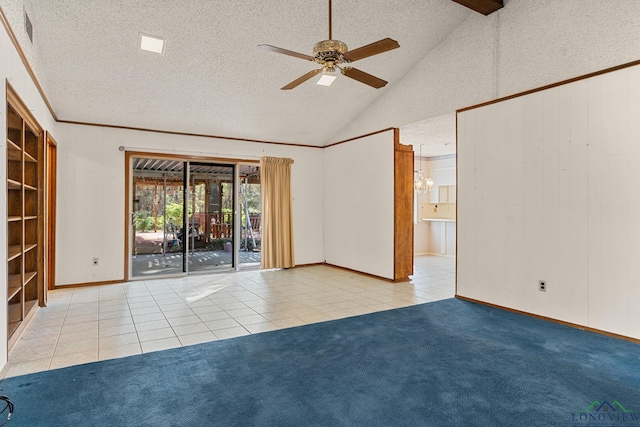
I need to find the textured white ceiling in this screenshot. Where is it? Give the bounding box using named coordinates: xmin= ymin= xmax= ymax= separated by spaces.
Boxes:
xmin=401 ymin=112 xmax=456 ymax=157
xmin=8 ymin=0 xmax=471 ymax=146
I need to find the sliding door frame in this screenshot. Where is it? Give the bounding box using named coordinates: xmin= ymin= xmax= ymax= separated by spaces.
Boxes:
xmin=123 ymin=151 xmax=258 ymax=281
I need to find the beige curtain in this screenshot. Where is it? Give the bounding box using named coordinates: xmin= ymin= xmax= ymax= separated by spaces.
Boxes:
xmin=260 ymin=157 xmax=295 ymax=269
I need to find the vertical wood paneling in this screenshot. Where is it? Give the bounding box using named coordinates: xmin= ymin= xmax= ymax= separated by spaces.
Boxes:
xmin=477 ymin=104 xmax=505 ymax=303
xmin=504 ymin=97 xmax=525 ymax=307
xmin=472 ymin=109 xmax=485 ymax=298
xmin=456 ymin=110 xmax=477 ymax=296
xmin=586 ymin=75 xmax=604 ymax=330
xmin=522 ymin=92 xmax=545 ymax=315
xmin=627 ymin=66 xmax=640 ymax=338
xmin=457 ymin=63 xmax=640 ymax=340
xmin=567 ymin=81 xmax=589 ymax=326
xmin=598 ymin=71 xmax=629 ymax=335
xmin=467 ymin=110 xmax=481 ymax=299
xmin=555 ymin=85 xmax=576 ymax=323
xmin=492 ymin=103 xmax=509 ymax=306
xmin=541 ymin=87 xmax=561 ymax=319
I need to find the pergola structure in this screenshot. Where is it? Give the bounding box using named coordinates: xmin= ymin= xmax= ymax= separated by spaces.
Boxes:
xmin=131 ymin=158 xmax=260 ymax=253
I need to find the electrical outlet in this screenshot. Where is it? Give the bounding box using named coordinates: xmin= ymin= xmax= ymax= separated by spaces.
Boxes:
xmin=93 ymin=258 xmax=99 ymax=266
xmin=539 ymin=280 xmax=546 ymax=292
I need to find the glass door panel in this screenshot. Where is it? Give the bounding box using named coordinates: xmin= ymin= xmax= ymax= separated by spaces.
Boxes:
xmin=130 ymin=158 xmax=255 ymax=278
xmin=187 ymin=163 xmax=235 ymax=273
xmin=239 ymin=165 xmax=261 ymax=268
xmin=131 ymin=161 xmax=185 ymax=279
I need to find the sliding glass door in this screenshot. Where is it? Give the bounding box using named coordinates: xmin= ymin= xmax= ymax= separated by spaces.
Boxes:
xmin=238 ymin=165 xmax=261 ymax=269
xmin=130 ymin=156 xmax=260 ymax=279
xmin=186 ymin=163 xmax=235 ymax=274
xmin=131 ymin=161 xmax=185 ymax=278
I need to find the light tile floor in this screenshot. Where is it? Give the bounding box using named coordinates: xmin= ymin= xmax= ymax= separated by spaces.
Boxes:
xmin=3 ymin=256 xmax=455 ymax=378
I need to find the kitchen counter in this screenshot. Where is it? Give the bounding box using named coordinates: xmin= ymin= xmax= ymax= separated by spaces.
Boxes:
xmin=421 ymin=218 xmax=456 ymax=256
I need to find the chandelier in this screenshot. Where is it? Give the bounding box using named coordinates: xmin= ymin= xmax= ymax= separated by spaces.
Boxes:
xmin=414 ymin=145 xmax=434 ymax=193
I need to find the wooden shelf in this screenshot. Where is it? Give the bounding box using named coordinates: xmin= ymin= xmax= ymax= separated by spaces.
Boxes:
xmin=24 ymin=271 xmax=37 ymax=285
xmin=24 ymin=152 xmax=37 ymax=163
xmin=8 ymin=179 xmax=21 ymax=190
xmin=8 ymin=149 xmax=22 ymax=161
xmin=8 ymin=246 xmax=21 ymax=261
xmin=6 ymin=138 xmax=21 ymax=152
xmin=8 ymin=274 xmax=21 ymax=289
xmin=7 ymin=281 xmax=21 ymax=301
xmin=7 ymin=85 xmax=44 ymax=345
xmin=8 ymin=301 xmax=22 ymax=320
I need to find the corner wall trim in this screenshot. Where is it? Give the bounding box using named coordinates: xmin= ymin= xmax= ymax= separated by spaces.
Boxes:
xmin=324 ymin=263 xmax=396 ymax=283
xmin=55 ymin=279 xmax=125 ymax=289
xmin=57 ymin=120 xmax=322 ymax=149
xmin=324 ymin=128 xmax=396 ymax=148
xmin=458 ymin=59 xmax=640 ymax=113
xmin=455 ymin=295 xmax=640 ymax=345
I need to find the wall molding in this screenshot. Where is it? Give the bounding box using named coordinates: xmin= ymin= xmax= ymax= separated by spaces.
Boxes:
xmin=456 ymin=296 xmax=640 ymax=345
xmin=0 ymin=5 xmax=58 ymax=120
xmin=458 ymin=58 xmax=640 ymax=113
xmin=58 ymin=120 xmax=322 ymax=149
xmin=55 ymin=279 xmax=124 ymax=289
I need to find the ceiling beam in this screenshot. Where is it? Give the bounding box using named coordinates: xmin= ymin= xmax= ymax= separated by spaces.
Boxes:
xmin=450 ymin=0 xmax=503 ymax=16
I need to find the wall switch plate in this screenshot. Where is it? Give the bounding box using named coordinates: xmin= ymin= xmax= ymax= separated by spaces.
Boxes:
xmin=539 ymin=280 xmax=546 ymax=292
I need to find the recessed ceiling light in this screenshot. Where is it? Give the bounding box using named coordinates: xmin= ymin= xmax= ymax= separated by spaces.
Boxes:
xmin=139 ymin=33 xmax=165 ymax=54
xmin=317 ymin=74 xmax=337 ymax=86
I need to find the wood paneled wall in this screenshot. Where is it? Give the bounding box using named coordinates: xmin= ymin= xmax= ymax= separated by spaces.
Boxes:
xmin=457 ymin=64 xmax=640 ymax=340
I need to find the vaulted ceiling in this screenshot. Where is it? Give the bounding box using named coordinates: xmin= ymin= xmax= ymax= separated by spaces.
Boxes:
xmin=1 ymin=1 xmax=501 ymax=146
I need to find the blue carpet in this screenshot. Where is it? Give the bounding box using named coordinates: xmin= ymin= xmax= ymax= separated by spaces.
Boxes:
xmin=1 ymin=298 xmax=639 ymax=426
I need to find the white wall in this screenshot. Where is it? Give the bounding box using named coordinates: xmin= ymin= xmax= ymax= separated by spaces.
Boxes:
xmin=323 ymin=130 xmax=395 ymax=279
xmin=54 ymin=123 xmax=325 ymax=285
xmin=330 ymin=0 xmax=640 ymax=144
xmin=1 ymin=17 xmax=58 ymax=368
xmin=457 ymin=64 xmax=640 ymax=340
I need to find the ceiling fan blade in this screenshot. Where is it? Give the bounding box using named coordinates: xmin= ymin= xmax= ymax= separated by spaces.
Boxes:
xmin=342 ymin=38 xmax=400 ymax=62
xmin=281 ymin=69 xmax=323 ymax=90
xmin=341 ymin=67 xmax=388 ymax=89
xmin=257 ymin=44 xmax=316 ymax=62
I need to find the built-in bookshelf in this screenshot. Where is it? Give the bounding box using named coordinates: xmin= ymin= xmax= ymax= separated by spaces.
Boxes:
xmin=6 ymin=85 xmax=44 ymax=348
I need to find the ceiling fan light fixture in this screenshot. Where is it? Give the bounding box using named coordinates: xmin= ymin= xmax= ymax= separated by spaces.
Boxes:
xmin=258 ymin=0 xmax=399 ymax=90
xmin=317 ymin=74 xmax=337 ymax=86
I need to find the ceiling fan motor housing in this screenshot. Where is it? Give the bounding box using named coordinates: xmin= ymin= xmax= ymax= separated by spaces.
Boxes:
xmin=313 ymin=40 xmax=348 ymax=67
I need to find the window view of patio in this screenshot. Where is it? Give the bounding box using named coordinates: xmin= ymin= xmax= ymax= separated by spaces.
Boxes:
xmin=131 ymin=158 xmax=260 ymax=278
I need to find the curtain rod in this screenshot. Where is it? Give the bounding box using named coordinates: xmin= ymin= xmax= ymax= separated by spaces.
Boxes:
xmin=117 ymin=145 xmax=261 ymax=161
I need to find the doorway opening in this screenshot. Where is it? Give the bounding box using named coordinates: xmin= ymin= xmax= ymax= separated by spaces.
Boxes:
xmin=401 ymin=113 xmax=457 ymax=298
xmin=128 ymin=156 xmax=261 ymax=279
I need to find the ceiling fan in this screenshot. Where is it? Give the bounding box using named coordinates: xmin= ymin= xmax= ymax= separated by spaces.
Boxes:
xmin=258 ymin=0 xmax=400 ymax=90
